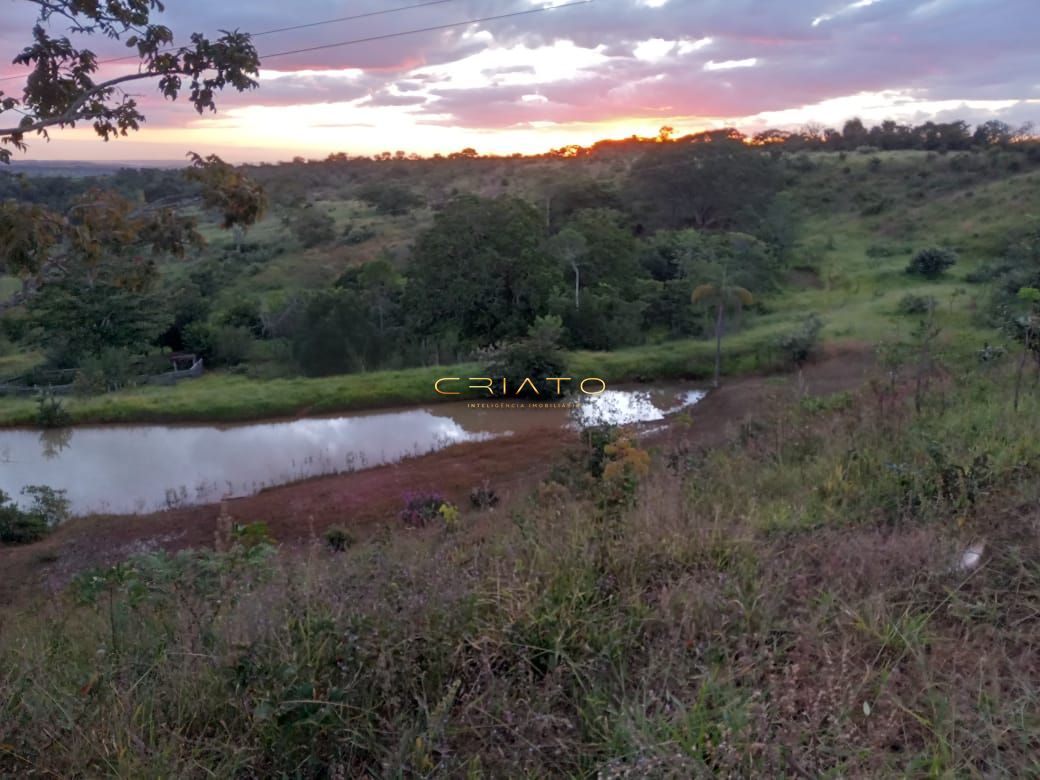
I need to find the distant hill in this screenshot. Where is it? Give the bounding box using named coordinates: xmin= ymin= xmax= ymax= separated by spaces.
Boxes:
xmin=7 ymin=159 xmax=185 ymax=177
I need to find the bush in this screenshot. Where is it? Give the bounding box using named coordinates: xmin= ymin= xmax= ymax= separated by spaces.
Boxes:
xmin=76 ymin=346 xmax=138 ymax=394
xmin=342 ymin=223 xmax=376 ymax=245
xmin=907 ymin=247 xmax=957 ymax=278
xmin=771 ymin=314 xmax=823 ymax=367
xmin=483 ymin=315 xmax=568 ymax=398
xmin=0 ymin=486 xmax=70 ymax=545
xmin=324 ymin=525 xmax=355 ymax=552
xmin=469 ymin=482 xmax=500 ymax=510
xmin=356 ymin=183 xmax=423 ymax=215
xmin=35 ymin=392 xmax=70 ymax=429
xmin=289 ymin=206 xmax=336 ymax=248
xmin=897 ymin=293 xmax=938 ymax=315
xmin=211 ymin=326 xmax=254 ymax=367
xmin=400 ymin=491 xmax=455 ymax=527
xmin=965 ymin=264 xmax=998 ymax=284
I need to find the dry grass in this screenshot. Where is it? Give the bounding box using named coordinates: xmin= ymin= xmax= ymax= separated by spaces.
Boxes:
xmin=1 ymin=358 xmax=1039 ymax=776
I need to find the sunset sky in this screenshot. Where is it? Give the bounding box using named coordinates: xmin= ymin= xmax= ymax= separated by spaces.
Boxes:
xmin=1 ymin=0 xmax=1038 ymax=162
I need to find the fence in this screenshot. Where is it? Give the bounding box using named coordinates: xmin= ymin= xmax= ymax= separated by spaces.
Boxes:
xmin=0 ymin=356 xmax=204 ymax=397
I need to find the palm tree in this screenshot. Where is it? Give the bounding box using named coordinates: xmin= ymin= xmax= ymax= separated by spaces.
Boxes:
xmin=692 ymin=275 xmax=753 ymax=388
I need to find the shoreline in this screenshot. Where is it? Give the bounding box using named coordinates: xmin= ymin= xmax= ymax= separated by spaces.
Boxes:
xmin=0 ymin=334 xmax=801 ymax=429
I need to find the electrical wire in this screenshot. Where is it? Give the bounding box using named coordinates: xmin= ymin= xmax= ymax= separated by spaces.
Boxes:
xmin=0 ymin=0 xmax=470 ymax=82
xmin=261 ymin=1 xmax=593 ymax=60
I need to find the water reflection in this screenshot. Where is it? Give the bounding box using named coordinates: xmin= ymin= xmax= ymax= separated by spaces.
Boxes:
xmin=0 ymin=384 xmax=704 ymax=516
xmin=40 ymin=428 xmax=73 ymax=459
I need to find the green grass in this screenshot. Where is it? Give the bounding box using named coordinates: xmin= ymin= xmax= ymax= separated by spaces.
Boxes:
xmin=0 ymin=333 xmax=783 ymax=425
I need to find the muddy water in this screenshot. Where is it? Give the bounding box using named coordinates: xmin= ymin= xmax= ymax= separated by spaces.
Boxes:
xmin=0 ymin=385 xmax=703 ymax=515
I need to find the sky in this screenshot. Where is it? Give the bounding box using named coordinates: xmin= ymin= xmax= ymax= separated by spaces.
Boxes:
xmin=1 ymin=0 xmax=1038 ymax=162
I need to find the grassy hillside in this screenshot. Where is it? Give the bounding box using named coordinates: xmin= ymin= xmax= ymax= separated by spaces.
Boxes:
xmin=2 ymin=149 xmax=1036 ymax=425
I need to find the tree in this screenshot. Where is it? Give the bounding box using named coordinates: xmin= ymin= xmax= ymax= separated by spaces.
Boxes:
xmin=185 ymin=153 xmax=267 ymax=251
xmin=547 ymin=228 xmax=587 ymax=310
xmin=546 ymin=177 xmax=623 ymax=232
xmin=1 ymin=0 xmax=260 ymax=164
xmin=563 ymin=208 xmax=640 ymax=287
xmin=404 ymin=195 xmax=557 ymax=347
xmin=484 ymin=315 xmax=568 ymax=398
xmin=907 ymin=247 xmax=957 ymax=279
xmin=0 ymin=1 xmax=266 ymax=326
xmin=691 ymin=271 xmax=753 ymax=388
xmin=627 ymin=129 xmax=782 ymax=231
xmin=4 ymin=188 xmax=196 ymax=359
xmin=973 ymin=120 xmax=1013 ymax=148
xmin=841 ymin=117 xmax=868 ymax=149
xmin=356 ymin=182 xmax=422 ymax=216
xmin=290 ymin=288 xmax=381 ymax=376
xmin=286 ymin=203 xmax=335 ymax=248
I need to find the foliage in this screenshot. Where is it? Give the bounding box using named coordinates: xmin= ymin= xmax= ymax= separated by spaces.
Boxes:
xmin=323 ymin=525 xmax=355 ymax=552
xmin=906 ymin=246 xmax=958 ymax=278
xmin=469 ymin=482 xmax=500 ymax=510
xmin=897 ymin=293 xmax=938 ymax=315
xmin=691 ymin=266 xmax=756 ymax=387
xmin=35 ymin=391 xmax=70 ymax=428
xmin=185 ymin=153 xmax=267 ymax=242
xmin=404 ymin=195 xmax=557 ymax=346
xmin=0 ymin=0 xmax=260 ymax=163
xmin=75 ymin=346 xmax=139 ymax=393
xmin=399 ymin=491 xmax=455 ymax=528
xmin=599 ymin=435 xmax=651 ymax=510
xmin=771 ymin=313 xmax=824 ymax=367
xmin=356 ymin=183 xmax=423 ymax=215
xmin=627 ymin=129 xmax=783 ymax=231
xmin=286 ymin=204 xmax=335 ymax=248
xmin=290 ymin=289 xmax=384 ymax=376
xmin=0 ymin=485 xmax=69 ymax=544
xmin=483 ymin=315 xmax=568 ymax=398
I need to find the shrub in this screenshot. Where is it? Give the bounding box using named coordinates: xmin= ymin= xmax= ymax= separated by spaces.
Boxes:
xmin=289 ymin=206 xmax=336 ymax=248
xmin=907 ymin=247 xmax=957 ymax=278
xmin=342 ymin=223 xmax=376 ymax=245
xmin=469 ymin=482 xmax=500 ymax=510
xmin=324 ymin=525 xmax=355 ymax=552
xmin=211 ymin=325 xmax=254 ymax=367
xmin=356 ymin=183 xmax=423 ymax=215
xmin=483 ymin=315 xmax=567 ymax=399
xmin=0 ymin=505 xmax=48 ymax=544
xmin=897 ymin=293 xmax=938 ymax=315
xmin=21 ymin=485 xmax=71 ymax=528
xmin=771 ymin=314 xmax=824 ymax=367
xmin=76 ymin=346 xmax=138 ymax=393
xmin=400 ymin=491 xmax=456 ymax=527
xmin=976 ymin=344 xmax=1006 ymax=363
xmin=0 ymin=486 xmax=69 ymax=545
xmin=35 ymin=392 xmax=70 ymax=429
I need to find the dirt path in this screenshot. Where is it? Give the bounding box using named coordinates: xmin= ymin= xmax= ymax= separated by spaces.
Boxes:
xmin=0 ymin=343 xmax=875 ymax=606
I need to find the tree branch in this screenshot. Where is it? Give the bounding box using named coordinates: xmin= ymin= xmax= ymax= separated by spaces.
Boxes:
xmin=0 ymin=71 xmax=157 ymax=137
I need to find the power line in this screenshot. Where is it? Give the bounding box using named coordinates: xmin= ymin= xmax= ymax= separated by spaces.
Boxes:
xmin=0 ymin=0 xmax=468 ymax=82
xmin=261 ymin=1 xmax=594 ymax=60
xmin=251 ymin=0 xmax=460 ymax=38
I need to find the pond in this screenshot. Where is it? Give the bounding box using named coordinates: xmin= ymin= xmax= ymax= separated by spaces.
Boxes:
xmin=0 ymin=384 xmax=705 ymax=515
